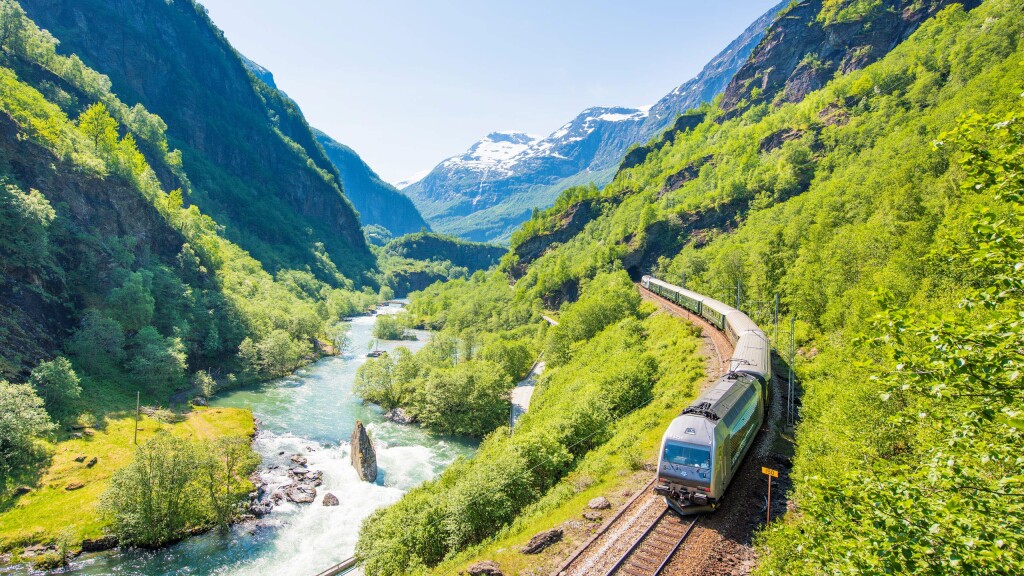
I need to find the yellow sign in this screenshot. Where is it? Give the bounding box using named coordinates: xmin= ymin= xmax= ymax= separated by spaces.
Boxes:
xmin=762 ymin=467 xmax=779 ymax=478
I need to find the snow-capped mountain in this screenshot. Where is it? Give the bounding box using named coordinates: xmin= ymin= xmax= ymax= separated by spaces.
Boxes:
xmin=404 ymin=2 xmax=784 ymax=243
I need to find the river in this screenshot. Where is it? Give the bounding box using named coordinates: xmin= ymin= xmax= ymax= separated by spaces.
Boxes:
xmin=33 ymin=304 xmax=474 ymax=576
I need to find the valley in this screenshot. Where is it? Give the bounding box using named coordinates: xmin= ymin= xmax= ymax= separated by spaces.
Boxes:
xmin=2 ymin=0 xmax=1022 ymax=575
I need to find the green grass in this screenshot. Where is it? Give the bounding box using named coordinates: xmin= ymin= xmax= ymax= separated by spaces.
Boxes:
xmin=425 ymin=311 xmax=704 ymax=575
xmin=0 ymin=407 xmax=254 ymax=552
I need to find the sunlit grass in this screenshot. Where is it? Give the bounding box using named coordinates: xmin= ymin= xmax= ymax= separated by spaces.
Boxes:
xmin=0 ymin=407 xmax=254 ymax=552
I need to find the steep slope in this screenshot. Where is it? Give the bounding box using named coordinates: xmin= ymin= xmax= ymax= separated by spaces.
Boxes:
xmin=314 ymin=129 xmax=429 ymax=238
xmin=19 ymin=0 xmax=374 ymax=284
xmin=403 ymin=2 xmax=784 ymax=243
xmin=235 ymin=55 xmax=429 ymax=239
xmin=0 ymin=1 xmax=375 ymax=387
xmin=720 ymin=0 xmax=982 ymax=115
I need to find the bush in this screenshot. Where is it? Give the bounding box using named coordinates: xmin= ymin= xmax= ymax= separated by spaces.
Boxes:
xmin=0 ymin=381 xmax=55 ymax=491
xmin=101 ymin=432 xmax=257 ymax=547
xmin=193 ymin=370 xmax=216 ymax=399
xmin=415 ymin=361 xmax=511 ymax=437
xmin=28 ymin=356 xmax=81 ymax=415
xmin=372 ymin=314 xmax=412 ymax=340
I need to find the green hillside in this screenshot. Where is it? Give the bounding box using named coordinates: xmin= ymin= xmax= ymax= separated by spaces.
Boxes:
xmin=356 ymin=0 xmax=1024 ymax=573
xmin=19 ymin=0 xmax=374 ymax=284
xmin=0 ymin=2 xmax=375 ymax=540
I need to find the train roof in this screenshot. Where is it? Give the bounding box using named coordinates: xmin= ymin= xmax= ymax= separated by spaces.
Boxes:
xmin=730 ymin=330 xmax=772 ymax=381
xmin=687 ymin=372 xmax=759 ymax=421
xmin=663 ymin=414 xmax=716 ymax=446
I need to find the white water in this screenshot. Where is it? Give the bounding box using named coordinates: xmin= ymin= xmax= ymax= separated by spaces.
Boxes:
xmin=18 ymin=305 xmax=474 ymax=576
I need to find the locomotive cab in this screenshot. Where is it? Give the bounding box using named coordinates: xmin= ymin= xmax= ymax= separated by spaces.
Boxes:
xmin=655 ymin=416 xmax=719 ymax=514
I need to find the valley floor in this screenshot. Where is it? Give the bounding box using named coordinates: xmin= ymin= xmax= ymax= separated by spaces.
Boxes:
xmin=0 ymin=407 xmax=255 ymax=560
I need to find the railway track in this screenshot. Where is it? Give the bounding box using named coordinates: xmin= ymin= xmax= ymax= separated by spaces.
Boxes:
xmin=603 ymin=509 xmax=699 ymax=576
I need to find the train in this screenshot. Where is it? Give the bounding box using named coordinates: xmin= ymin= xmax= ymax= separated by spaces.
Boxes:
xmin=641 ymin=275 xmax=772 ymax=515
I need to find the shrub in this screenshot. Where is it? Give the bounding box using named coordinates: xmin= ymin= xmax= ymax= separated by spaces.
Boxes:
xmin=28 ymin=356 xmax=81 ymax=415
xmin=0 ymin=381 xmax=54 ymax=491
xmin=101 ymin=432 xmax=256 ymax=547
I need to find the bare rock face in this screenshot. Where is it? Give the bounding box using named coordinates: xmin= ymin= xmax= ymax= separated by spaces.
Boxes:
xmin=466 ymin=560 xmax=503 ymax=576
xmin=520 ymin=528 xmax=563 ymax=554
xmin=350 ymin=420 xmax=378 ymax=482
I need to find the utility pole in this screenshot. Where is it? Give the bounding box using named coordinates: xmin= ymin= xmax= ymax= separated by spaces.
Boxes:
xmin=773 ymin=293 xmax=780 ymax=348
xmin=134 ymin=391 xmax=140 ymax=445
xmin=736 ymin=280 xmax=741 ymax=311
xmin=788 ymin=316 xmax=796 ymax=426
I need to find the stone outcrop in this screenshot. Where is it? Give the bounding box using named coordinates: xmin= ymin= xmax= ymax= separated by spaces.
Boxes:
xmin=350 ymin=420 xmax=378 ymax=482
xmin=520 ymin=528 xmax=563 ymax=554
xmin=720 ymin=0 xmax=982 ymax=116
xmin=466 ymin=560 xmax=503 ymax=576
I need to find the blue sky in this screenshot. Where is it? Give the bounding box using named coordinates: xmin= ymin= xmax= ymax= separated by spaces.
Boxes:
xmin=198 ymin=0 xmax=781 ymax=185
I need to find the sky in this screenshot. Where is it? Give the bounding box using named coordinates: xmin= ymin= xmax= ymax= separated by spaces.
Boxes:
xmin=198 ymin=0 xmax=781 ymax=186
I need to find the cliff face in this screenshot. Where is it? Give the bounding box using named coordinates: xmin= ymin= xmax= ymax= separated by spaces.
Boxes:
xmin=314 ymin=129 xmax=429 ymax=238
xmin=20 ymin=0 xmax=373 ymax=283
xmin=0 ymin=112 xmax=183 ymax=377
xmin=720 ymin=0 xmax=981 ymax=115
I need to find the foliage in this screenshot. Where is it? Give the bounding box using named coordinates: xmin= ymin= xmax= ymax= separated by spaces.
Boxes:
xmin=0 ymin=0 xmax=379 ymax=396
xmin=382 ymin=232 xmax=505 ymax=271
xmin=372 ymin=314 xmax=413 ymax=341
xmin=0 ymin=408 xmax=254 ymax=552
xmin=414 ymin=361 xmax=511 ymax=437
xmin=237 ymin=330 xmax=312 ymax=379
xmin=357 ymin=270 xmax=665 ymax=575
xmin=28 ymin=357 xmax=80 ymax=416
xmin=817 ymin=0 xmax=884 ymax=25
xmin=759 ymin=108 xmax=1024 ymax=575
xmin=193 ymin=370 xmax=217 ymax=399
xmin=101 ymin=431 xmax=257 ymax=547
xmin=0 ymin=381 xmax=54 ymax=491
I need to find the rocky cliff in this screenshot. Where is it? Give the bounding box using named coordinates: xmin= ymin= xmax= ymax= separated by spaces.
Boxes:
xmin=720 ymin=0 xmax=982 ymax=115
xmin=314 ymin=130 xmax=429 ymax=238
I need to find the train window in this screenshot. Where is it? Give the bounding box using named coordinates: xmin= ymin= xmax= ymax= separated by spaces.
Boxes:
xmin=663 ymin=442 xmax=711 ymax=470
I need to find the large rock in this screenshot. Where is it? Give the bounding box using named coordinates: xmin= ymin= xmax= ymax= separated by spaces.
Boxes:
xmin=588 ymin=496 xmax=611 ymax=510
xmin=520 ymin=528 xmax=563 ymax=554
xmin=284 ymin=483 xmax=316 ymax=504
xmin=350 ymin=420 xmax=378 ymax=482
xmin=322 ymin=492 xmax=339 ymax=506
xmin=466 ymin=560 xmax=503 ymax=576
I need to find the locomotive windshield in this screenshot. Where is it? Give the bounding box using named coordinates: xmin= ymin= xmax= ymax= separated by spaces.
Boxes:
xmin=663 ymin=442 xmax=711 ymax=469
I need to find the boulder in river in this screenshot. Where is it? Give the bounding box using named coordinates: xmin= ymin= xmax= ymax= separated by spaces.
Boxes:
xmin=383 ymin=407 xmax=414 ymax=424
xmin=350 ymin=420 xmax=378 ymax=482
xmin=284 ymin=483 xmax=316 ymax=504
xmin=322 ymin=492 xmax=339 ymax=506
